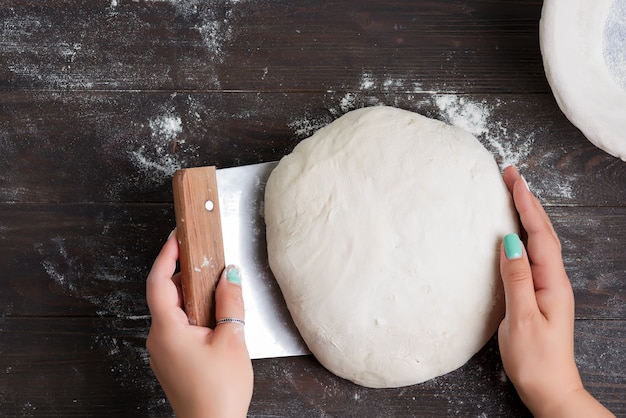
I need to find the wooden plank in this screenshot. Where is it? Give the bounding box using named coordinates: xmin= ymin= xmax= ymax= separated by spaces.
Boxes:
xmin=0 ymin=317 xmax=169 ymax=416
xmin=0 ymin=0 xmax=547 ymax=94
xmin=251 ymin=318 xmax=626 ymax=417
xmin=547 ymin=208 xmax=626 ymax=320
xmin=0 ymin=317 xmax=623 ymax=417
xmin=0 ymin=204 xmax=624 ymax=319
xmin=0 ymin=204 xmax=172 ymax=317
xmin=1 ymin=91 xmax=625 ymax=206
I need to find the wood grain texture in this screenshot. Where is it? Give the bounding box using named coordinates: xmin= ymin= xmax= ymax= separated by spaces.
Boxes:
xmin=0 ymin=318 xmax=623 ymax=417
xmin=0 ymin=204 xmax=624 ymax=320
xmin=0 ymin=0 xmax=546 ymax=94
xmin=2 ymin=91 xmax=625 ymax=205
xmin=173 ymin=166 xmax=225 ymax=327
xmin=0 ymin=0 xmax=624 ymax=416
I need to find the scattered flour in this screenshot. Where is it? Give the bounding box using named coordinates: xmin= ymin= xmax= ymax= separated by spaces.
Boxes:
xmin=603 ymin=0 xmax=626 ymax=90
xmin=360 ymin=72 xmax=376 ymax=90
xmin=1 ymin=13 xmax=96 ymax=89
xmin=289 ymin=73 xmax=423 ymax=135
xmin=149 ymin=112 xmax=183 ymax=142
xmin=7 ymin=62 xmax=95 ymax=90
xmin=58 ymin=42 xmax=82 ymax=63
xmin=21 ymin=401 xmax=36 ymax=415
xmin=129 ymin=109 xmax=184 ymax=183
xmin=0 ymin=185 xmax=27 ymax=203
xmin=287 ymin=72 xmax=578 ymax=201
xmin=288 ymin=114 xmax=332 ymax=138
xmin=573 ymin=323 xmax=625 ymax=382
xmin=426 ymin=93 xmax=574 ymax=201
xmin=3 ymin=2 xmax=242 ymax=90
xmin=357 ymin=71 xmax=422 ymax=93
xmin=36 ymin=224 xmax=169 ymax=413
xmin=36 ymin=227 xmax=137 ymax=318
xmin=40 ymin=236 xmax=79 ymax=292
xmin=433 ymin=94 xmax=535 ymax=170
xmin=435 ymin=95 xmax=489 ymax=137
xmin=147 ymin=0 xmax=241 ymax=64
xmin=426 ymin=342 xmax=514 ymax=416
xmin=196 ymin=18 xmax=233 ymax=63
xmin=339 ymin=92 xmax=358 ymax=113
xmin=90 ymin=324 xmax=169 ymax=415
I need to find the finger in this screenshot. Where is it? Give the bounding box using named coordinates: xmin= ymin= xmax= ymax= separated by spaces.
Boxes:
xmin=504 ymin=167 xmax=566 ymax=284
xmin=502 ymin=166 xmax=527 ymax=243
xmin=511 ymin=176 xmax=568 ymax=293
xmin=214 ymin=265 xmax=246 ymax=337
xmin=506 ymin=172 xmax=574 ymax=321
xmin=503 ymin=165 xmax=521 ymax=194
xmin=500 ymin=233 xmax=539 ymax=322
xmin=146 ymin=230 xmax=188 ymax=324
xmin=171 ymin=272 xmax=184 ymax=309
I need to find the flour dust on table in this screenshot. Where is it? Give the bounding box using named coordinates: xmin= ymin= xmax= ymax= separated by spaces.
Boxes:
xmin=290 ymin=70 xmax=538 ymax=171
xmin=129 ymin=108 xmax=185 ymax=183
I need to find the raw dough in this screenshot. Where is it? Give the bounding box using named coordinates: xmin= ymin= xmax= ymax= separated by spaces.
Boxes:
xmin=265 ymin=106 xmax=518 ymax=388
xmin=540 ymin=0 xmax=626 ymax=161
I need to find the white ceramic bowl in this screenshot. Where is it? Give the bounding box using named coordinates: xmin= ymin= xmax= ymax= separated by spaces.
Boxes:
xmin=540 ymin=0 xmax=626 ymax=161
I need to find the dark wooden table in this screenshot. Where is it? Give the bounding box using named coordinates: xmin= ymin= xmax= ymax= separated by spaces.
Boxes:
xmin=1 ymin=1 xmax=624 ymax=416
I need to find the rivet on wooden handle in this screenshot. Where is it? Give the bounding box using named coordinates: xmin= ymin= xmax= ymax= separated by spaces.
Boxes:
xmin=172 ymin=166 xmax=225 ymax=328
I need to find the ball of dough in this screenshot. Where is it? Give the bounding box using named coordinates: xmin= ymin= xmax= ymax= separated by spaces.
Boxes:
xmin=265 ymin=106 xmax=517 ymax=388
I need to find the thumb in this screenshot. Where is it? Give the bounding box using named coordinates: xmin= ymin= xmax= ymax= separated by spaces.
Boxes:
xmin=214 ymin=265 xmax=246 ymax=334
xmin=500 ymin=233 xmax=539 ymax=322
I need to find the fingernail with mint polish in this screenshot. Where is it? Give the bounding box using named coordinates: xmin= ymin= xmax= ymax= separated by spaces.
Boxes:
xmin=226 ymin=265 xmax=242 ymax=285
xmin=504 ymin=233 xmax=523 ymax=260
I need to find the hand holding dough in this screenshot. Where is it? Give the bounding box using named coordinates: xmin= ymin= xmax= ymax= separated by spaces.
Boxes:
xmin=498 ymin=167 xmax=615 ymax=418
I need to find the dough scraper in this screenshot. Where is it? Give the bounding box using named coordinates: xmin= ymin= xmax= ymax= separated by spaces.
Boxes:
xmin=172 ymin=162 xmax=310 ymax=359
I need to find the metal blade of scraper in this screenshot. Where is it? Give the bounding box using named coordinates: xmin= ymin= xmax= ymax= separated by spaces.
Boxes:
xmin=173 ymin=162 xmax=309 ymax=359
xmin=216 ymin=162 xmax=310 ymax=359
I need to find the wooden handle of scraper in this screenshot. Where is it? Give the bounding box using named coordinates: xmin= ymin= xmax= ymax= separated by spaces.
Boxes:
xmin=172 ymin=166 xmax=225 ymax=328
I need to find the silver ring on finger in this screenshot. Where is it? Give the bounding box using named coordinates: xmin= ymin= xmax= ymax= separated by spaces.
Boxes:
xmin=216 ymin=317 xmax=245 ymax=326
